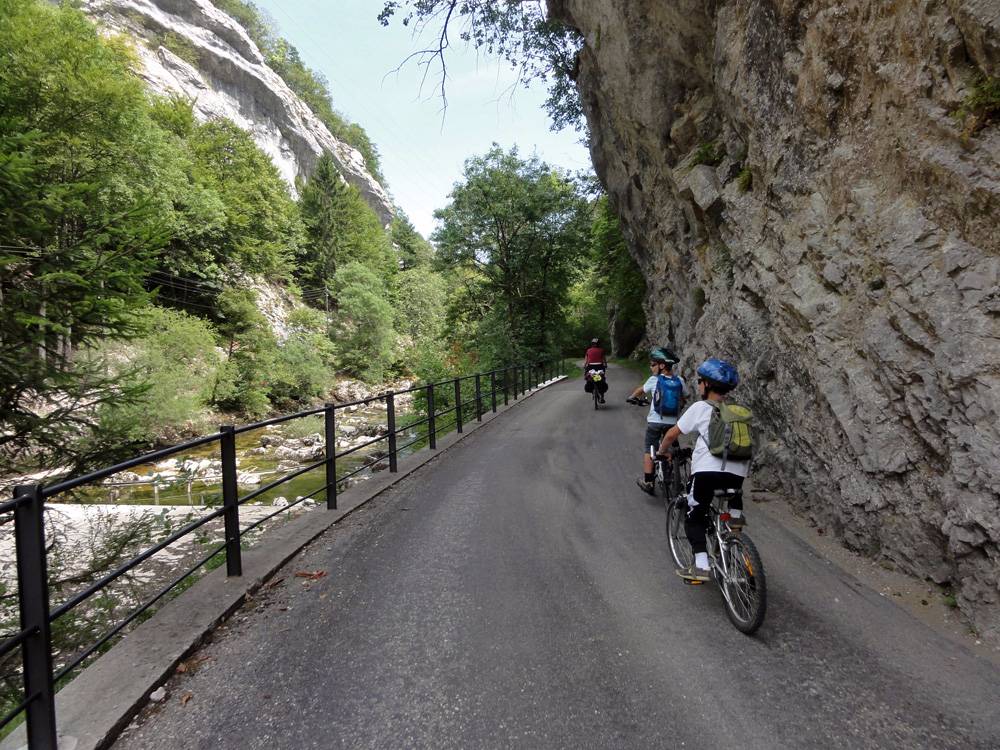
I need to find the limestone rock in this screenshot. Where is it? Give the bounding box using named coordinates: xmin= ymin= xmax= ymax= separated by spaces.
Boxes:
xmin=81 ymin=0 xmax=393 ymax=224
xmin=552 ymin=0 xmax=1000 ymax=641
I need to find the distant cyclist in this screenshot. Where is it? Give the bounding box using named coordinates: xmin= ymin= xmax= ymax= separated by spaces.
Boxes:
xmin=657 ymin=358 xmax=749 ymax=582
xmin=583 ymin=337 xmax=608 ymax=404
xmin=628 ymin=346 xmax=684 ymax=494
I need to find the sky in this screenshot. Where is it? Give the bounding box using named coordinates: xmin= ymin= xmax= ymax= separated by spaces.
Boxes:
xmin=253 ymin=0 xmax=594 ymax=238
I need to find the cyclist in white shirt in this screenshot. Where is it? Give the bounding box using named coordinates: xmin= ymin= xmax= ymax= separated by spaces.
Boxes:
xmin=656 ymin=358 xmax=748 ymax=582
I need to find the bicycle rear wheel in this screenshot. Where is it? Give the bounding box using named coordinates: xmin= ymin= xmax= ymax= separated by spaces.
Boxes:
xmin=720 ymin=534 xmax=767 ymax=634
xmin=593 ymin=388 xmax=599 ymax=410
xmin=666 ymin=499 xmax=693 ymax=569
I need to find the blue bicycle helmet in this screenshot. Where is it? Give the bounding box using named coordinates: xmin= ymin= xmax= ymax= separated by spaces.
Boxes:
xmin=696 ymin=358 xmax=739 ymax=388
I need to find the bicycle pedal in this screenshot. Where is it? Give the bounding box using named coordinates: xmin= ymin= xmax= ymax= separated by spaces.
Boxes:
xmin=683 ymin=579 xmax=705 ymax=586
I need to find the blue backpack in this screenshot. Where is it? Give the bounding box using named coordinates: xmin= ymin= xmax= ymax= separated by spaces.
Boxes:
xmin=653 ymin=374 xmax=683 ymax=416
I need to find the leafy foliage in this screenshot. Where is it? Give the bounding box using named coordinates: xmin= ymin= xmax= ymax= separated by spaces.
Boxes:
xmin=95 ymin=308 xmax=221 ymax=446
xmin=955 ymin=74 xmax=1000 ymax=135
xmin=187 ymin=120 xmax=304 ymax=278
xmin=297 ymin=152 xmax=394 ymax=298
xmin=332 ymin=263 xmax=396 ymax=382
xmin=691 ymin=141 xmax=725 ymax=167
xmin=0 ymin=0 xmax=171 ymax=474
xmin=378 ymin=1 xmax=585 ymax=131
xmin=433 ymin=145 xmax=590 ymax=365
xmin=391 ymin=213 xmax=435 ymax=269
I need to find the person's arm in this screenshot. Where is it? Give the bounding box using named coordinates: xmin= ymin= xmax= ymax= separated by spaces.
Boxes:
xmin=628 ymin=384 xmax=645 ymax=399
xmin=657 ymin=425 xmax=682 ymax=454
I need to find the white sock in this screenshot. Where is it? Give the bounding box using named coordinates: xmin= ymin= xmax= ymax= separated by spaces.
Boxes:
xmin=730 ymin=509 xmax=743 ymax=518
xmin=695 ymin=552 xmax=709 ymax=570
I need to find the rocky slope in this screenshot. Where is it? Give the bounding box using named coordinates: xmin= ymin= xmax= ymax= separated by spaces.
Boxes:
xmin=82 ymin=0 xmax=394 ymax=224
xmin=550 ymin=0 xmax=1000 ymax=639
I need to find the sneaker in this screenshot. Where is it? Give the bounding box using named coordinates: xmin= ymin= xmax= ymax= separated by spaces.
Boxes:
xmin=636 ymin=478 xmax=654 ymax=495
xmin=599 ymin=395 xmax=606 ymax=403
xmin=676 ymin=564 xmax=711 ymax=582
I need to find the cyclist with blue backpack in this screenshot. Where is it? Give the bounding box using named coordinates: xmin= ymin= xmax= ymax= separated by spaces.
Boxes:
xmin=628 ymin=346 xmax=685 ymax=494
xmin=656 ymin=358 xmax=752 ymax=582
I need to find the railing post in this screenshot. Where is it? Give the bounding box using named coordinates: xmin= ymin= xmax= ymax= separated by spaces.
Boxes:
xmin=13 ymin=485 xmax=57 ymax=750
xmin=504 ymin=368 xmax=510 ymax=405
xmin=454 ymin=378 xmax=463 ymax=433
xmin=219 ymin=425 xmax=242 ymax=577
xmin=427 ymin=384 xmax=437 ymax=450
xmin=386 ymin=391 xmax=398 ymax=473
xmin=475 ymin=374 xmax=482 ymax=422
xmin=490 ymin=371 xmax=497 ymax=413
xmin=511 ymin=367 xmax=517 ymax=400
xmin=324 ymin=403 xmax=337 ymax=510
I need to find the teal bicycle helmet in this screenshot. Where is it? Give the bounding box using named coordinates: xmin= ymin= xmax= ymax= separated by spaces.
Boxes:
xmin=650 ymin=346 xmax=678 ymax=365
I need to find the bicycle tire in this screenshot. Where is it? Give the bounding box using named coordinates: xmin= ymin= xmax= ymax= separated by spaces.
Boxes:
xmin=593 ymin=388 xmax=599 ymax=410
xmin=666 ymin=499 xmax=693 ymax=569
xmin=720 ymin=534 xmax=767 ymax=634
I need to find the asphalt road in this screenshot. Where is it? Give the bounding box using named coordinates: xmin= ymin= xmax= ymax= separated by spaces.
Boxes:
xmin=114 ymin=366 xmax=1000 ymax=749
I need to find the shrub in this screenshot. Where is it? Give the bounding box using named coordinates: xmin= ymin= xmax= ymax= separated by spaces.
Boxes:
xmin=737 ymin=166 xmax=753 ymax=192
xmin=96 ymin=307 xmax=220 ymax=445
xmin=955 ymin=75 xmax=1000 ymax=134
xmin=691 ymin=141 xmax=725 ymax=167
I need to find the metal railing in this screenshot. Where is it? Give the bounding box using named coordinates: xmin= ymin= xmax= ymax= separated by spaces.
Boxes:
xmin=0 ymin=359 xmax=564 ymax=748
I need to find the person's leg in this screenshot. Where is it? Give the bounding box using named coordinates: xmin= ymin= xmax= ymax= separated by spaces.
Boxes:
xmin=683 ymin=472 xmax=745 ymax=571
xmin=684 ymin=473 xmax=715 ymax=566
xmin=637 ymin=424 xmax=663 ymax=493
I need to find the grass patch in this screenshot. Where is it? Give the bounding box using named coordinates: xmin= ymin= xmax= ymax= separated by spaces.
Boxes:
xmin=560 ymin=359 xmax=583 ymax=380
xmin=691 ymin=141 xmax=725 ymax=168
xmin=943 ymin=592 xmax=958 ymax=609
xmin=737 ymin=165 xmax=753 ymax=192
xmin=611 ymin=357 xmax=648 ymax=376
xmin=955 ymin=75 xmax=1000 ymax=135
xmin=150 ymin=30 xmax=200 ymax=66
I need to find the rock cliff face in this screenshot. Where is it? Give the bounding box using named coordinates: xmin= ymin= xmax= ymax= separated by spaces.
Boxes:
xmin=550 ymin=0 xmax=1000 ymax=638
xmin=82 ymin=0 xmax=394 ymax=224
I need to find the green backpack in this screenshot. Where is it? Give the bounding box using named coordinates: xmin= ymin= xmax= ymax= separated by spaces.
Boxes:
xmin=705 ymin=401 xmax=753 ymax=469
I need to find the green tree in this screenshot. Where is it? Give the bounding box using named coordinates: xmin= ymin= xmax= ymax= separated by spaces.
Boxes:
xmin=432 ymin=145 xmax=590 ymax=364
xmin=589 ymin=195 xmax=645 ymax=355
xmin=267 ymin=307 xmax=337 ymax=407
xmin=188 ymin=120 xmax=304 ymax=279
xmin=394 ymin=268 xmax=447 ymax=344
xmin=210 ymin=287 xmax=277 ymax=416
xmin=297 ymin=153 xmax=395 ymax=297
xmin=332 ymin=263 xmax=395 ymax=382
xmin=0 ymin=0 xmax=172 ymax=474
xmin=390 ymin=213 xmax=434 ymax=269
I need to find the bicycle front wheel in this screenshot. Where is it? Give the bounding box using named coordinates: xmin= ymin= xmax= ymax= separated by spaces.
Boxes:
xmin=720 ymin=534 xmax=767 ymax=634
xmin=666 ymin=499 xmax=693 ymax=569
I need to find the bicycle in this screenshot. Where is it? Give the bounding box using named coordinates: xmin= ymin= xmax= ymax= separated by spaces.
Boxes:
xmin=587 ymin=367 xmax=606 ymax=410
xmin=651 ymin=444 xmax=690 ymax=501
xmin=662 ymin=449 xmax=767 ymax=634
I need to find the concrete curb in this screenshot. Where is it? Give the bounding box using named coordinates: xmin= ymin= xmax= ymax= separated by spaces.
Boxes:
xmin=1 ymin=376 xmax=567 ymax=750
